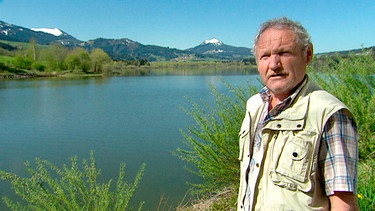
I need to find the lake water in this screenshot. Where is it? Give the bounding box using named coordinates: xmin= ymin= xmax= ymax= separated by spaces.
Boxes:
xmin=0 ymin=74 xmax=260 ymax=210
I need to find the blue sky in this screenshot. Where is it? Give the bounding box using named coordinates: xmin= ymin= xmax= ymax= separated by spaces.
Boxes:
xmin=0 ymin=0 xmax=374 ymax=53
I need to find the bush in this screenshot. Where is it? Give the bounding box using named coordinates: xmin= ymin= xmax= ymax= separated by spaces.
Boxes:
xmin=176 ymin=80 xmax=258 ymax=194
xmin=0 ymin=151 xmax=145 ymax=210
xmin=12 ymin=55 xmax=32 ymax=70
xmin=309 ymin=53 xmax=375 ymax=160
xmin=31 ymin=62 xmax=46 ymax=71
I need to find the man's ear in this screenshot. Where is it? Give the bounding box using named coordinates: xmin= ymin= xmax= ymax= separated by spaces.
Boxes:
xmin=306 ymin=43 xmax=314 ymax=64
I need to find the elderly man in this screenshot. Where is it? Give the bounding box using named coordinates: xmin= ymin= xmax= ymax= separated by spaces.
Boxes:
xmin=237 ymin=17 xmax=358 ymax=210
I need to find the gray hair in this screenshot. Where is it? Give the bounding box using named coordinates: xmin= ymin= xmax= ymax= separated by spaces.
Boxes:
xmin=252 ymin=17 xmax=311 ymax=57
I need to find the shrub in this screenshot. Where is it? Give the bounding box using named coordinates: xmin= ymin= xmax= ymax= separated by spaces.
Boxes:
xmin=12 ymin=55 xmax=32 ymax=70
xmin=176 ymin=80 xmax=258 ymax=194
xmin=309 ymin=53 xmax=375 ymax=160
xmin=0 ymin=151 xmax=145 ymax=210
xmin=31 ymin=62 xmax=46 ymax=71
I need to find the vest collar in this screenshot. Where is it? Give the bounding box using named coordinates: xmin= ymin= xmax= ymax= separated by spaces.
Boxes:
xmin=263 ymin=77 xmax=314 ymax=131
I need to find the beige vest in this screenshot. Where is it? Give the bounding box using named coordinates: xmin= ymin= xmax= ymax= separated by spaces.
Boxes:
xmin=237 ymin=79 xmax=351 ymax=210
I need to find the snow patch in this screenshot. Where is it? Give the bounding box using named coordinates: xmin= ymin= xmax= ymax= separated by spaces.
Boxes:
xmin=31 ymin=28 xmax=63 ymax=36
xmin=202 ymin=38 xmax=223 ymax=46
xmin=1 ymin=30 xmax=8 ymax=35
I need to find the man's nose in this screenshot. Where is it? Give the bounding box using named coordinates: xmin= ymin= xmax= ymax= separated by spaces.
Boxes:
xmin=269 ymin=55 xmax=281 ymax=70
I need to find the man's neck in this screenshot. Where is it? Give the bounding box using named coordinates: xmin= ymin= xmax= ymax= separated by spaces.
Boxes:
xmin=269 ymin=94 xmax=289 ymax=110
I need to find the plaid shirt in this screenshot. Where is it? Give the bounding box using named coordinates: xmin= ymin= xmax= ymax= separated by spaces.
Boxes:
xmin=245 ymin=77 xmax=358 ymax=210
xmin=320 ymin=110 xmax=358 ymax=195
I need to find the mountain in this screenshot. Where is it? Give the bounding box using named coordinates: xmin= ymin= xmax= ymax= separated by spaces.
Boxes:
xmin=82 ymin=37 xmax=252 ymax=61
xmin=1 ymin=20 xmax=252 ymax=61
xmin=187 ymin=37 xmax=252 ymax=60
xmin=80 ymin=38 xmax=188 ymax=61
xmin=0 ymin=21 xmax=80 ymax=46
xmin=202 ymin=38 xmax=223 ymax=46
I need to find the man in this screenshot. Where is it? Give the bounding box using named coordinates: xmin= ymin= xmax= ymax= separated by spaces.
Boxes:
xmin=237 ymin=17 xmax=358 ymax=210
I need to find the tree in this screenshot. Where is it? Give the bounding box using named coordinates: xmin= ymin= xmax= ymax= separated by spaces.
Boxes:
xmin=65 ymin=47 xmax=91 ymax=72
xmin=29 ymin=37 xmax=37 ymax=61
xmin=90 ymin=48 xmax=111 ymax=73
xmin=40 ymin=43 xmax=68 ymax=71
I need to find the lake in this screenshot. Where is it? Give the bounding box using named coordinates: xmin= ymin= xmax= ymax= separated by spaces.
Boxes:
xmin=0 ymin=74 xmax=260 ymax=210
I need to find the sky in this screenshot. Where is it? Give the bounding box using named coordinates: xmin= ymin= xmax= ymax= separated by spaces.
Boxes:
xmin=0 ymin=0 xmax=374 ymax=53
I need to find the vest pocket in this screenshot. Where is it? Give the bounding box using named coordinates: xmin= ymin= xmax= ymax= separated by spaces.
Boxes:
xmin=275 ymin=137 xmax=312 ymax=183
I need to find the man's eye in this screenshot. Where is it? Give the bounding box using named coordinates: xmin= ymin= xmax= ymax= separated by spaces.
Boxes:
xmin=260 ymin=55 xmax=269 ymax=60
xmin=280 ymin=52 xmax=291 ymax=56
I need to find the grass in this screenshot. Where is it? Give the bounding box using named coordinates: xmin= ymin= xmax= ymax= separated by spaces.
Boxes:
xmin=358 ymin=160 xmax=375 ymax=210
xmin=176 ymin=186 xmax=237 ymax=211
xmin=0 ymin=55 xmax=14 ymax=64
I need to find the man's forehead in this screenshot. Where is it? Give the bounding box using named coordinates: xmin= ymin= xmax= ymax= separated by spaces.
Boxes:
xmin=256 ymin=28 xmax=298 ymax=49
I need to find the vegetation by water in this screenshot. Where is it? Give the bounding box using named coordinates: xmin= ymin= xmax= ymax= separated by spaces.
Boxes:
xmin=0 ymin=40 xmax=256 ymax=78
xmin=0 ymin=151 xmax=145 ymax=210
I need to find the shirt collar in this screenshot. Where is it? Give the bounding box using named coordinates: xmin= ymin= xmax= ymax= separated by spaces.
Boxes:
xmin=259 ymin=75 xmax=308 ymax=108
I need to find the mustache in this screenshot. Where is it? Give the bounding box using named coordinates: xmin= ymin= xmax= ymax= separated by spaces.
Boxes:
xmin=267 ymin=70 xmax=288 ymax=77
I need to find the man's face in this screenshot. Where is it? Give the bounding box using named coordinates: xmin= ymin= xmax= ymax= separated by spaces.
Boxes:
xmin=255 ymin=28 xmax=313 ymax=100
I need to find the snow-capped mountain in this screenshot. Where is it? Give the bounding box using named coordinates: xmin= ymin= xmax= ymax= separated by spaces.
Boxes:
xmin=187 ymin=38 xmax=252 ymax=60
xmin=0 ymin=20 xmax=80 ymax=46
xmin=1 ymin=20 xmax=371 ymax=61
xmin=0 ymin=20 xmax=253 ymax=61
xmin=202 ymin=38 xmax=223 ymax=46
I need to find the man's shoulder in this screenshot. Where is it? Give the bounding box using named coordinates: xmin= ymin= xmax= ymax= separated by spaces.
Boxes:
xmin=303 ymin=79 xmax=346 ymax=106
xmin=307 ymin=89 xmax=353 ymax=121
xmin=310 ymin=89 xmax=341 ymax=101
xmin=248 ymin=93 xmax=262 ymax=101
xmin=309 ymin=89 xmax=346 ymax=107
xmin=246 ymin=93 xmax=263 ymax=106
